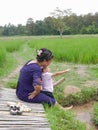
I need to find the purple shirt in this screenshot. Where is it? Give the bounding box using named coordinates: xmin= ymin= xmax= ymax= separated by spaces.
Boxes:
xmin=16 ymin=60 xmax=42 ymax=99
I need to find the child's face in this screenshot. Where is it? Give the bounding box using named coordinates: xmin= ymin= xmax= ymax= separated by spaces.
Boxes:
xmin=43 ymin=67 xmax=50 ymax=72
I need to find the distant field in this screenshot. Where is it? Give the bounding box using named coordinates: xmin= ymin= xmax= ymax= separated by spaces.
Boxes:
xmin=28 ymin=36 xmax=98 ymax=64
xmin=0 ymin=35 xmax=98 ymax=67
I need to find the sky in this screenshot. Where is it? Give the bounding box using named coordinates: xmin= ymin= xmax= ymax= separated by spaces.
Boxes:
xmin=0 ymin=0 xmax=98 ymax=26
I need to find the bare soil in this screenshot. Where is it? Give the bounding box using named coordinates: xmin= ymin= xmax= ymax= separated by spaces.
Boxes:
xmin=72 ymin=101 xmax=98 ymax=130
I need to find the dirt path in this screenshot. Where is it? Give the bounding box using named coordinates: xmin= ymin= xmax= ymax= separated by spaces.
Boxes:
xmin=72 ymin=102 xmax=98 ymax=130
xmin=1 ymin=64 xmax=22 ymax=83
xmin=0 ymin=52 xmax=23 ymax=85
xmin=0 ymin=43 xmax=29 ymax=84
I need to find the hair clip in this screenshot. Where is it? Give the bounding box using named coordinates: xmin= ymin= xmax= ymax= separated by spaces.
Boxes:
xmin=37 ymin=49 xmax=43 ymax=56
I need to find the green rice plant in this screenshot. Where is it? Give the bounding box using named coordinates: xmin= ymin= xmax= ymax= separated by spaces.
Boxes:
xmin=0 ymin=38 xmax=25 ymax=52
xmin=0 ymin=52 xmax=16 ymax=77
xmin=2 ymin=40 xmax=23 ymax=52
xmin=0 ymin=46 xmax=6 ymax=67
xmin=28 ymin=37 xmax=98 ymax=64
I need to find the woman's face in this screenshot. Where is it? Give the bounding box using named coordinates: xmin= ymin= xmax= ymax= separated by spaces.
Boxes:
xmin=41 ymin=59 xmax=52 ymax=68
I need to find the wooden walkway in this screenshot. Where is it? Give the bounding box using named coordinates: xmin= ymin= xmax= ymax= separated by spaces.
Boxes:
xmin=0 ymin=88 xmax=51 ymax=130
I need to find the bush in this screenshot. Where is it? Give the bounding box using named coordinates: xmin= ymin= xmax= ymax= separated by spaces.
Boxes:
xmin=57 ymin=87 xmax=98 ymax=107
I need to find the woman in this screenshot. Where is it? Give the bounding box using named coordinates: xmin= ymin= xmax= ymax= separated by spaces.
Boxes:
xmin=16 ymin=48 xmax=55 ymax=106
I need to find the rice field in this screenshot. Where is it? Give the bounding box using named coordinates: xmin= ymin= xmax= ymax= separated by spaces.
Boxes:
xmin=23 ymin=36 xmax=98 ymax=64
xmin=0 ymin=38 xmax=25 ymax=66
xmin=0 ymin=35 xmax=98 ymax=67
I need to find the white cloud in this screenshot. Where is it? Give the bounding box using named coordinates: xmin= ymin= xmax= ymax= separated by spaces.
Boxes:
xmin=0 ymin=0 xmax=98 ymax=26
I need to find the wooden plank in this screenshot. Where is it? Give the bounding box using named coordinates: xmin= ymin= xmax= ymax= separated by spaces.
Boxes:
xmin=0 ymin=127 xmax=51 ymax=130
xmin=0 ymin=121 xmax=49 ymax=125
xmin=0 ymin=102 xmax=45 ymax=113
xmin=0 ymin=88 xmax=51 ymax=130
xmin=0 ymin=117 xmax=48 ymax=121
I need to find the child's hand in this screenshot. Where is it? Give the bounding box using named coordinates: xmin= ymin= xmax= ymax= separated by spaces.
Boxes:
xmin=65 ymin=69 xmax=71 ymax=72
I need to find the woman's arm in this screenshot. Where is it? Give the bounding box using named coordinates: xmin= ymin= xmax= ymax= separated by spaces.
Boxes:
xmin=28 ymin=85 xmax=41 ymax=99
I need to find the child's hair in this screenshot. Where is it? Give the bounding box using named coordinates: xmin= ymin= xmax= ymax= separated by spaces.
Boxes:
xmin=36 ymin=48 xmax=53 ymax=62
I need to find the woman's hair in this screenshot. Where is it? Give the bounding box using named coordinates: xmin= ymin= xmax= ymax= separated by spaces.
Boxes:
xmin=36 ymin=48 xmax=53 ymax=62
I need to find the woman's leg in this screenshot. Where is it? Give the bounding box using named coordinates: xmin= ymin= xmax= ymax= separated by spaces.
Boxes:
xmin=18 ymin=92 xmax=56 ymax=106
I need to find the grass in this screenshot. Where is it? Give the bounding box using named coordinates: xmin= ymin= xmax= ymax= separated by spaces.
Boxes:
xmin=0 ymin=38 xmax=24 ymax=73
xmin=92 ymin=102 xmax=98 ymax=126
xmin=89 ymin=67 xmax=98 ymax=79
xmin=0 ymin=45 xmax=6 ymax=67
xmin=0 ymin=36 xmax=98 ymax=67
xmin=0 ymin=52 xmax=16 ymax=77
xmin=45 ymin=105 xmax=86 ymax=130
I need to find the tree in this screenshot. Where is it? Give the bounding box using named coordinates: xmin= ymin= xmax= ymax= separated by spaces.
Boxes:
xmin=26 ymin=18 xmax=34 ymax=35
xmin=3 ymin=23 xmax=17 ymax=36
xmin=44 ymin=17 xmax=56 ymax=35
xmin=17 ymin=24 xmax=27 ymax=35
xmin=0 ymin=26 xmax=4 ymax=36
xmin=33 ymin=20 xmax=46 ymax=35
xmin=50 ymin=7 xmax=72 ymax=38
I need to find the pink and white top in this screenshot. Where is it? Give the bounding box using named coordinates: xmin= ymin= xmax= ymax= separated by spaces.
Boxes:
xmin=42 ymin=72 xmax=53 ymax=92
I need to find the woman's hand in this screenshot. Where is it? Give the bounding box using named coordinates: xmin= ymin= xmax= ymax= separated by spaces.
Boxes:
xmin=28 ymin=91 xmax=37 ymax=99
xmin=28 ymin=85 xmax=41 ymax=99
